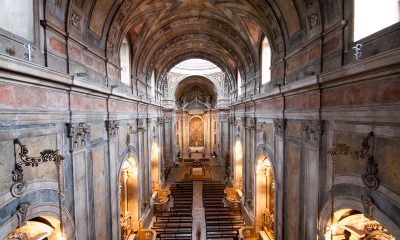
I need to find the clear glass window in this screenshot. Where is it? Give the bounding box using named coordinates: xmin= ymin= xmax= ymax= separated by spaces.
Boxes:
xmin=120 ymin=37 xmax=131 ymax=85
xmin=354 ymin=0 xmax=400 ymax=41
xmin=0 ymin=0 xmax=35 ymax=42
xmin=261 ymin=37 xmax=271 ymax=84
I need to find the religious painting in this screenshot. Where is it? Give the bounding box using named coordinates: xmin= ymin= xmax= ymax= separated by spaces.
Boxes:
xmin=189 ymin=117 xmax=204 ymax=147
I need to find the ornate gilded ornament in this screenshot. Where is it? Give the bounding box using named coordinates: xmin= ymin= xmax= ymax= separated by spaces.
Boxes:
xmin=4 ymin=232 xmax=27 ymax=240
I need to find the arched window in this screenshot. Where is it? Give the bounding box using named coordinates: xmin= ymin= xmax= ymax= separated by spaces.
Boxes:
xmin=120 ymin=37 xmax=131 ymax=85
xmin=151 ymin=70 xmax=155 ymax=96
xmin=261 ymin=37 xmax=271 ymax=84
xmin=237 ymin=70 xmax=242 ymax=96
xmin=0 ymin=0 xmax=35 ymax=42
xmin=354 ymin=0 xmax=400 ymax=41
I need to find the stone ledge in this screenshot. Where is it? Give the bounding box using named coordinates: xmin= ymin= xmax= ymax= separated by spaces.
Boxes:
xmin=0 ymin=54 xmax=70 ymax=84
xmin=319 ymin=47 xmax=400 ymax=85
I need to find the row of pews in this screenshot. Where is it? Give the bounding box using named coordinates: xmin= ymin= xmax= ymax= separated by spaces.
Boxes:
xmin=203 ymin=181 xmax=245 ymax=240
xmin=152 ymin=182 xmax=193 ymax=240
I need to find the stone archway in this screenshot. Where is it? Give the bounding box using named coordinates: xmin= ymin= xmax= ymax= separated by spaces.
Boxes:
xmin=234 ymin=132 xmax=243 ymax=189
xmin=0 ymin=203 xmax=75 ymax=240
xmin=118 ymin=150 xmax=140 ymax=240
xmin=151 ymin=134 xmax=161 ymax=191
xmin=319 ymin=195 xmax=400 ymax=239
xmin=254 ymin=145 xmax=276 ymax=238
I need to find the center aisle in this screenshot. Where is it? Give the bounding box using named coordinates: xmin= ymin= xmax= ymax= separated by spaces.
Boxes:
xmin=192 ymin=181 xmax=206 ymax=240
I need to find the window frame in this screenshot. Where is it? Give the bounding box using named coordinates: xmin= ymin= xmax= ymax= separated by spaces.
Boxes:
xmin=119 ymin=36 xmax=132 ymax=86
xmin=0 ymin=0 xmax=40 ymax=47
xmin=260 ymin=36 xmax=271 ymax=85
xmin=350 ymin=0 xmax=400 ymax=44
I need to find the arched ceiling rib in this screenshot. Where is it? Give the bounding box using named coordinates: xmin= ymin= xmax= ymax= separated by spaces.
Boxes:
xmin=66 ymin=0 xmax=322 ymax=90
xmin=157 ymin=51 xmax=236 ymax=92
xmin=145 ymin=34 xmax=245 ymax=83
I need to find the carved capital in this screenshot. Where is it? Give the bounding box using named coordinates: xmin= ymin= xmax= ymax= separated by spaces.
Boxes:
xmin=67 ymin=122 xmax=91 ymax=150
xmin=245 ymin=117 xmax=256 ymax=131
xmin=273 ymin=119 xmax=286 ymax=137
xmin=301 ymin=120 xmax=324 ymax=145
xmin=127 ymin=122 xmax=137 ymax=135
xmin=228 ymin=116 xmax=235 ymax=124
xmin=106 ymin=120 xmax=119 ymax=138
xmin=137 ymin=118 xmax=148 ymax=132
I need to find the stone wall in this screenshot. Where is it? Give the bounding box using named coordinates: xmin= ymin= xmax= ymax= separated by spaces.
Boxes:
xmin=228 ymin=27 xmax=400 ymax=240
xmin=0 ymin=55 xmax=162 ymax=239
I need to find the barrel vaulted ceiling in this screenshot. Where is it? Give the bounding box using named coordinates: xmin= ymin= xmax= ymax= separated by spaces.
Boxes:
xmin=64 ymin=0 xmax=322 ymax=90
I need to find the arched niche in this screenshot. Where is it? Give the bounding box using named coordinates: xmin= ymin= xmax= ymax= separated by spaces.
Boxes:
xmin=234 ymin=128 xmax=243 ymax=189
xmin=0 ymin=203 xmax=75 ymax=240
xmin=254 ymin=144 xmax=276 ymax=238
xmin=174 ymin=76 xmax=218 ymax=110
xmin=151 ymin=132 xmax=161 ymax=191
xmin=319 ymin=195 xmax=400 ymax=239
xmin=118 ymin=149 xmax=140 ymax=239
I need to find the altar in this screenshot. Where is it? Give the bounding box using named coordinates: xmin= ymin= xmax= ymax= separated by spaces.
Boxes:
xmin=182 ymin=159 xmax=212 ymax=180
xmin=192 ymin=167 xmax=203 ymax=179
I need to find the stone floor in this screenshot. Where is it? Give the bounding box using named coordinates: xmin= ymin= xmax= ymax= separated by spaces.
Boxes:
xmin=192 ymin=181 xmax=206 ymax=240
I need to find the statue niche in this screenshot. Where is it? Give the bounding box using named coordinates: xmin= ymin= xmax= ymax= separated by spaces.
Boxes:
xmin=189 ymin=117 xmax=204 ymax=147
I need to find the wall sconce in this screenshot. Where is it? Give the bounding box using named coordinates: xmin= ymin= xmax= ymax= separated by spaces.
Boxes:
xmin=12 ymin=139 xmax=66 ymax=237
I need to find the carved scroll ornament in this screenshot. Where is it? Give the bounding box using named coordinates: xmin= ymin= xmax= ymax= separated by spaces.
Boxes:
xmin=11 ymin=139 xmax=64 ymax=197
xmin=327 ymin=132 xmax=379 ymax=190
